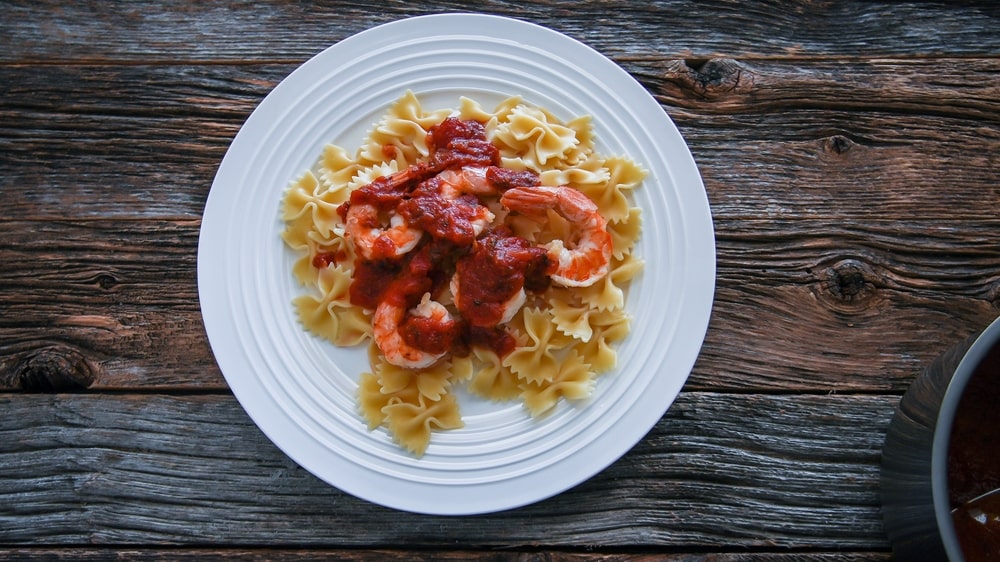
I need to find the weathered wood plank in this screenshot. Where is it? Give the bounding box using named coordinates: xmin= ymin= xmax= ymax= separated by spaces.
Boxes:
xmin=1 ymin=218 xmax=996 ymax=391
xmin=0 ymin=220 xmax=219 ymax=389
xmin=2 ymin=61 xmax=997 ymax=221
xmin=644 ymin=57 xmax=1000 ymax=120
xmin=3 ymin=1 xmax=1000 ymax=63
xmin=0 ymin=548 xmax=893 ymax=561
xmin=703 ymin=219 xmax=1000 ymax=391
xmin=5 ymin=58 xmax=998 ymax=124
xmin=0 ymin=392 xmax=895 ymax=549
xmin=0 ymin=64 xmax=264 ymax=220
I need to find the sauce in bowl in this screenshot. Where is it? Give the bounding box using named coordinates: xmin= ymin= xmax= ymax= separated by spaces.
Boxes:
xmin=948 ymin=340 xmax=1000 ymax=561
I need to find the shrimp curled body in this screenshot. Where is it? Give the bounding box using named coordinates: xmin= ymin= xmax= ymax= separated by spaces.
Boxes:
xmin=436 ymin=167 xmax=495 ymax=196
xmin=500 ymin=185 xmax=612 ymax=287
xmin=342 ymin=164 xmax=437 ymax=260
xmin=345 ymin=204 xmax=422 ymax=260
xmin=434 ymin=167 xmax=496 ymax=236
xmin=373 ymin=293 xmax=457 ymax=369
xmin=450 ymin=272 xmax=526 ymax=326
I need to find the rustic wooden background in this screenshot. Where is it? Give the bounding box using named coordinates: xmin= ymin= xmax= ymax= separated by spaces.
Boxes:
xmin=2 ymin=1 xmax=999 ymax=560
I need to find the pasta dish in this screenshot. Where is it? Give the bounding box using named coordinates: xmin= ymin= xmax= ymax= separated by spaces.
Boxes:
xmin=281 ymin=91 xmax=645 ymax=456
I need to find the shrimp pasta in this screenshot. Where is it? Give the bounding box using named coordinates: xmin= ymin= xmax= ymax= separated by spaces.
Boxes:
xmin=281 ymin=91 xmax=646 ymax=456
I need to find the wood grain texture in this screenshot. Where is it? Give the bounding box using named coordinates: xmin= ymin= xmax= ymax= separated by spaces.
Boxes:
xmin=2 ymin=61 xmax=998 ymax=221
xmin=3 ymin=1 xmax=1000 ymax=63
xmin=0 ymin=547 xmax=892 ymax=562
xmin=0 ymin=392 xmax=894 ymax=549
xmin=702 ymin=218 xmax=1000 ymax=391
xmin=0 ymin=219 xmax=213 ymax=389
xmin=0 ymin=549 xmax=893 ymax=561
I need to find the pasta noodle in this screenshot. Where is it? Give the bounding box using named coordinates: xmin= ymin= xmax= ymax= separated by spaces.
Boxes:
xmin=280 ymin=91 xmax=646 ymax=456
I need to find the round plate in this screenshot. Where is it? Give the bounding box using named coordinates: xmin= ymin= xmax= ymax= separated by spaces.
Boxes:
xmin=198 ymin=13 xmax=715 ymax=515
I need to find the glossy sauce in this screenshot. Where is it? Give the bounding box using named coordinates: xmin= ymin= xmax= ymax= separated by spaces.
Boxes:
xmin=427 ymin=117 xmax=499 ymax=169
xmin=485 ymin=166 xmax=541 ymax=191
xmin=311 ymin=250 xmax=347 ymax=270
xmin=948 ymin=339 xmax=1000 ymax=561
xmin=348 ymin=258 xmax=402 ymax=310
xmin=340 ymin=117 xmax=547 ymax=360
xmin=400 ymin=310 xmax=462 ymax=355
xmin=455 ymin=228 xmax=549 ymax=327
xmin=398 ymin=177 xmax=483 ymax=246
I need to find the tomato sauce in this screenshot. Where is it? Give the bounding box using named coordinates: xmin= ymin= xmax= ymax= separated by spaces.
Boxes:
xmin=342 ymin=163 xmax=432 ymax=215
xmin=340 ymin=117 xmax=556 ymax=362
xmin=485 ymin=166 xmax=541 ymax=191
xmin=466 ymin=324 xmax=518 ymax=359
xmin=349 ymin=258 xmax=402 ymax=310
xmin=397 ymin=177 xmax=483 ymax=246
xmin=381 ymin=144 xmax=398 ymax=161
xmin=455 ymin=228 xmax=549 ymax=327
xmin=400 ymin=313 xmax=461 ymax=355
xmin=948 ymin=339 xmax=1000 ymax=561
xmin=311 ymin=250 xmax=347 ymax=269
xmin=428 ymin=117 xmax=499 ymax=169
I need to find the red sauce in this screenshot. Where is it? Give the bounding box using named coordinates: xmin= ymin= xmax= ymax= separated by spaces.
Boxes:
xmin=466 ymin=324 xmax=517 ymax=359
xmin=343 ymin=162 xmax=433 ymax=213
xmin=427 ymin=116 xmax=484 ymax=152
xmin=311 ymin=250 xmax=347 ymax=269
xmin=485 ymin=167 xmax=540 ymax=191
xmin=948 ymin=338 xmax=1000 ymax=561
xmin=455 ymin=228 xmax=548 ymax=327
xmin=382 ymin=243 xmax=440 ymax=309
xmin=350 ymin=241 xmax=451 ymax=324
xmin=397 ymin=177 xmax=483 ymax=246
xmin=381 ymin=144 xmax=397 ymax=160
xmin=400 ymin=313 xmax=461 ymax=355
xmin=345 ymin=118 xmax=553 ymax=362
xmin=337 ymin=117 xmax=503 ymax=222
xmin=349 ymin=258 xmax=402 ymax=310
xmin=428 ymin=117 xmax=499 ymax=169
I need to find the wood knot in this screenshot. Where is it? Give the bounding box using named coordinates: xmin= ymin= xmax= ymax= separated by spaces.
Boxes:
xmin=990 ymin=280 xmax=1000 ymax=311
xmin=825 ymin=259 xmax=876 ymax=302
xmin=813 ymin=258 xmax=885 ymax=316
xmin=824 ymin=135 xmax=856 ymax=155
xmin=95 ymin=273 xmax=119 ymax=290
xmin=10 ymin=345 xmax=96 ymax=391
xmin=664 ymin=58 xmax=755 ymax=100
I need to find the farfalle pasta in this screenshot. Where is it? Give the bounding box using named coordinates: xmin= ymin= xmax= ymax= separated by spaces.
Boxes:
xmin=356 ymin=90 xmax=450 ymax=167
xmin=281 ymin=91 xmax=646 ymax=456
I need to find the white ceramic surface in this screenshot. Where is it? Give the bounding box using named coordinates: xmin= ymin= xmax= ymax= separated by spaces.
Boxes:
xmin=198 ymin=13 xmax=715 ymax=515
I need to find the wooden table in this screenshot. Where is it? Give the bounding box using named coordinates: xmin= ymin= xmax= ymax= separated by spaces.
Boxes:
xmin=3 ymin=2 xmax=999 ymax=559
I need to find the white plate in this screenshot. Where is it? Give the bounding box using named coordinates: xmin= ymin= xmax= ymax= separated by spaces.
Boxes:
xmin=198 ymin=13 xmax=715 ymax=515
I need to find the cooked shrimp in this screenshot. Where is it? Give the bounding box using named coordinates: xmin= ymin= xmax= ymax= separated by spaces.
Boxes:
xmin=450 ymin=272 xmax=526 ymax=326
xmin=431 ymin=166 xmax=540 ymax=237
xmin=373 ymin=293 xmax=458 ymax=369
xmin=500 ymin=185 xmax=612 ymax=287
xmin=448 ymin=228 xmax=544 ymax=326
xmin=437 ymin=167 xmax=499 ymax=236
xmin=344 ymin=203 xmax=422 ymax=260
xmin=436 ymin=167 xmax=495 ymax=196
xmin=437 ymin=166 xmax=542 ymax=196
xmin=400 ymin=169 xmax=496 ymax=243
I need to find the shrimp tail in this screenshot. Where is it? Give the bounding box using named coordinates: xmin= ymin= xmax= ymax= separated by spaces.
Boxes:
xmin=501 ymin=185 xmax=612 ymax=288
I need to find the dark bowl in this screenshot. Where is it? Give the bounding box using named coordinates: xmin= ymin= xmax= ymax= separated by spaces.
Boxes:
xmin=881 ymin=315 xmax=1000 ymax=561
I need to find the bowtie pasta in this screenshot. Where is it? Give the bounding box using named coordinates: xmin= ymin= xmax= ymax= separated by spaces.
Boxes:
xmin=281 ymin=91 xmax=645 ymax=456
